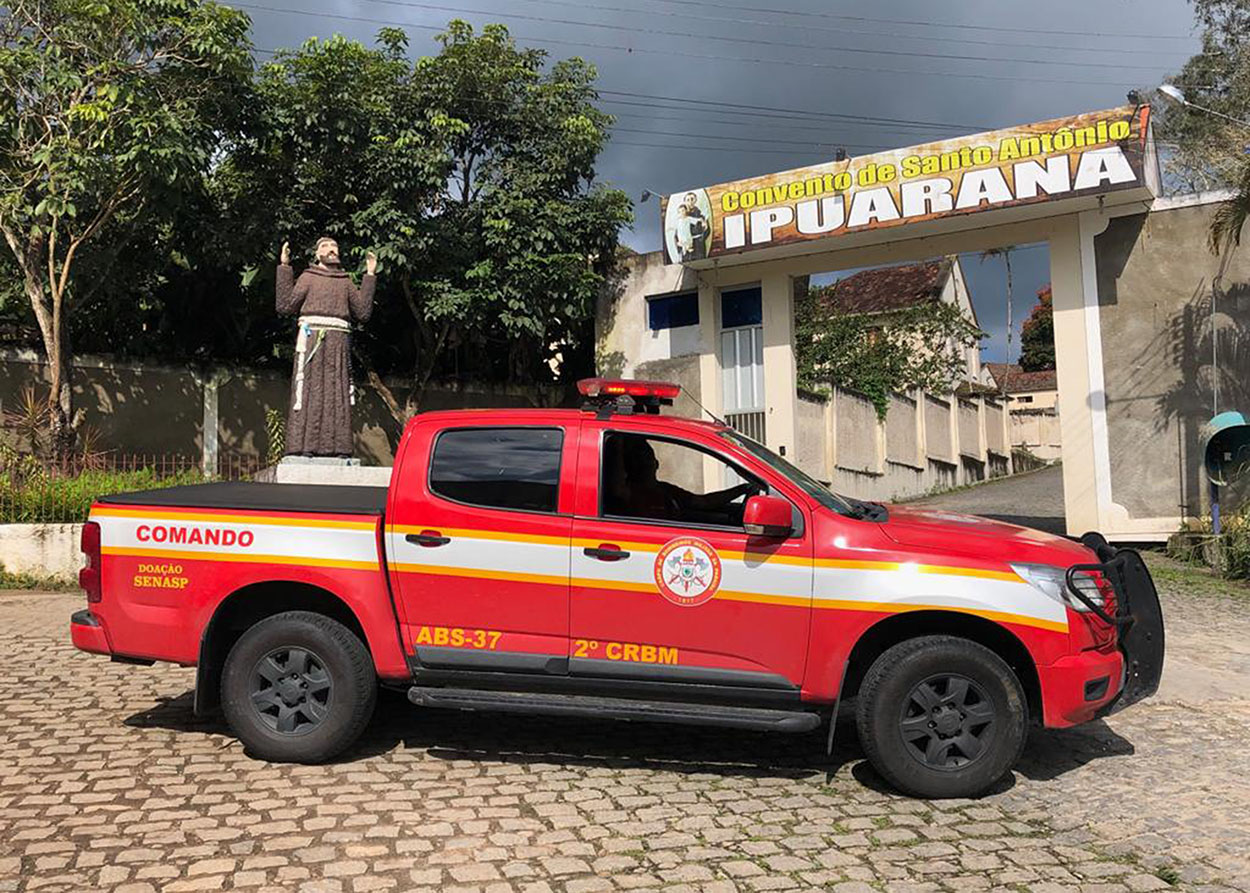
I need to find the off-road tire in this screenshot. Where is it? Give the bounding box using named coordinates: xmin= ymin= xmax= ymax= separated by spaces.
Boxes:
xmin=221 ymin=611 xmax=376 ymax=763
xmin=855 ymin=635 xmax=1028 ymax=798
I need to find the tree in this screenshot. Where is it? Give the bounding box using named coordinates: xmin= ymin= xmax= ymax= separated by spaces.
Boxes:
xmin=1018 ymin=285 xmax=1055 ymax=372
xmin=1155 ymin=0 xmax=1250 ymax=192
xmin=401 ymin=23 xmax=629 ymax=409
xmin=0 ymin=0 xmax=253 ymax=451
xmin=228 ymin=22 xmax=631 ymax=427
xmin=795 ymin=288 xmax=984 ymax=420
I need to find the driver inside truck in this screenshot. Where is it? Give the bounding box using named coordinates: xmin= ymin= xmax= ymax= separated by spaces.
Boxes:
xmin=603 ymin=433 xmax=760 ymax=524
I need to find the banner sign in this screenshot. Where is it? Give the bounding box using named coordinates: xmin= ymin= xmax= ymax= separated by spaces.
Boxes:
xmin=661 ymin=105 xmax=1151 ymax=265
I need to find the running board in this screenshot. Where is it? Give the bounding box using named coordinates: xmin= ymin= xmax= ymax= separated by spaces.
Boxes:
xmin=407 ymin=686 xmax=821 ymax=733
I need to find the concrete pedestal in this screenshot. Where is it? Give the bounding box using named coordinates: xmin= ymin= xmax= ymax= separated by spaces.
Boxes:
xmin=252 ymin=456 xmax=392 ymax=487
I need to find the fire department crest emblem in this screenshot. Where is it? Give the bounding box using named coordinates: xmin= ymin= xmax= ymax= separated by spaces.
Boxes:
xmin=654 ymin=536 xmax=722 ymax=607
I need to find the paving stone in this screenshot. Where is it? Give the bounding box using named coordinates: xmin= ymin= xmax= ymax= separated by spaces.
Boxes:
xmin=0 ymin=579 xmax=1247 ymax=893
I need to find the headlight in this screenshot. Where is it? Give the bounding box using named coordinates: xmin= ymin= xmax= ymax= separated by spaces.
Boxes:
xmin=1011 ymin=563 xmax=1105 ymax=613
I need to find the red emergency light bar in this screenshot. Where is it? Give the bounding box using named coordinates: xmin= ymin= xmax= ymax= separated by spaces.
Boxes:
xmin=577 ymin=378 xmax=680 ymax=415
xmin=577 ymin=378 xmax=681 ymax=400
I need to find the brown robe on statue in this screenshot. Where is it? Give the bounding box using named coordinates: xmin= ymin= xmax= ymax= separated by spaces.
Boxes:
xmin=276 ymin=264 xmax=376 ymax=456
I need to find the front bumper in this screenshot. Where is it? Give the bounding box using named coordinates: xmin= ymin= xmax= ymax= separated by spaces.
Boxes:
xmin=70 ymin=609 xmax=112 ymax=655
xmin=1039 ymin=646 xmax=1124 ymax=726
xmin=1069 ymin=533 xmax=1166 ymax=716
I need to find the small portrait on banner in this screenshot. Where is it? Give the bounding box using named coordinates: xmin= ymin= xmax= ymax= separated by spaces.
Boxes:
xmin=664 ymin=189 xmax=713 ymax=264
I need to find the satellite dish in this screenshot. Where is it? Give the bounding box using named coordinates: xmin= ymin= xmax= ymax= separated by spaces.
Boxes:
xmin=1201 ymin=411 xmax=1250 ymax=487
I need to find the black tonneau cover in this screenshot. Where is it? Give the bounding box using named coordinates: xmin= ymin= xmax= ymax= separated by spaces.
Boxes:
xmin=96 ymin=482 xmax=387 ymax=516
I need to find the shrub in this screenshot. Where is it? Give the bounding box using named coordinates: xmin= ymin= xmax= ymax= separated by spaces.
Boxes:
xmin=0 ymin=457 xmax=205 ymax=524
xmin=1167 ymin=508 xmax=1250 ymax=580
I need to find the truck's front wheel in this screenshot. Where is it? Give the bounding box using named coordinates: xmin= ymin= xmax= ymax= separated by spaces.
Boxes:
xmin=855 ymin=635 xmax=1027 ymax=799
xmin=221 ymin=611 xmax=377 ymax=763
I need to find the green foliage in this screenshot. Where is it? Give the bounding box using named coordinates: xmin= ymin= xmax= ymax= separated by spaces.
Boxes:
xmin=0 ymin=0 xmax=255 ymax=442
xmin=0 ymin=464 xmax=205 ymax=523
xmin=1018 ymin=285 xmax=1055 ymax=372
xmin=0 ymin=13 xmax=628 ymax=434
xmin=220 ymin=21 xmax=631 ymax=420
xmin=796 ymin=288 xmax=984 ymax=420
xmin=264 ymin=407 xmax=286 ymax=465
xmin=1168 ymin=508 xmax=1250 ymax=580
xmin=1155 ymin=0 xmax=1250 ymax=191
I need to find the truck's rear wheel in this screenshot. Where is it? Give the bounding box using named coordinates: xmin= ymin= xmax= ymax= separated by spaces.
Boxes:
xmin=221 ymin=611 xmax=376 ymax=763
xmin=855 ymin=635 xmax=1027 ymax=799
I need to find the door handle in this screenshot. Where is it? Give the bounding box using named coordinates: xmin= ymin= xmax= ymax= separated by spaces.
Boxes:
xmin=584 ymin=544 xmax=630 ymax=561
xmin=406 ymin=531 xmax=451 ymax=547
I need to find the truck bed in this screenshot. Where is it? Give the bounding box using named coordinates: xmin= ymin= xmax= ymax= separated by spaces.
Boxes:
xmin=95 ymin=482 xmax=387 ymax=515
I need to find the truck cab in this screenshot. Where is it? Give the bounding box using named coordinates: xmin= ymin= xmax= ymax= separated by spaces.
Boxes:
xmin=71 ymin=378 xmax=1164 ymax=798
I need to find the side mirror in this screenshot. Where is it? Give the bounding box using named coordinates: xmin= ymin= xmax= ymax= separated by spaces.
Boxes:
xmin=743 ymin=494 xmax=792 ymax=538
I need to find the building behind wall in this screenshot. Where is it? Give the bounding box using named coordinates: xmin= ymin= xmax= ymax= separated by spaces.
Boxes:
xmin=985 ymin=363 xmax=1062 ymax=462
xmin=597 ymin=252 xmax=1012 ymax=502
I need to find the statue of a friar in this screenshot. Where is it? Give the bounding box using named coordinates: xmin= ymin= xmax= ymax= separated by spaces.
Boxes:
xmin=276 ymin=237 xmax=377 ymax=457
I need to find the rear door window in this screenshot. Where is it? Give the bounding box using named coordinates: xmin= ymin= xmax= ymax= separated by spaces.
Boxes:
xmin=429 ymin=427 xmax=563 ymax=514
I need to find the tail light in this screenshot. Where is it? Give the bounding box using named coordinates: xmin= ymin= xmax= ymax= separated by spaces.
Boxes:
xmin=79 ymin=521 xmax=101 ymax=603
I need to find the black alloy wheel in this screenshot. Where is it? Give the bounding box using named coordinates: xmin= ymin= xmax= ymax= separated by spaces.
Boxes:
xmin=250 ymin=646 xmax=333 ymax=735
xmin=898 ymin=673 xmax=996 ymax=771
xmin=855 ymin=635 xmax=1028 ymax=798
xmin=221 ymin=611 xmax=377 ymax=763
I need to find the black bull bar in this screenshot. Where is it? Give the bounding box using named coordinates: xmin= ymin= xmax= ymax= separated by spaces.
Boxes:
xmin=1064 ymin=532 xmax=1165 ymax=713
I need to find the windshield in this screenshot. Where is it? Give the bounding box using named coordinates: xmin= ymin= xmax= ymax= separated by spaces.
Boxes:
xmin=721 ymin=430 xmax=863 ymax=517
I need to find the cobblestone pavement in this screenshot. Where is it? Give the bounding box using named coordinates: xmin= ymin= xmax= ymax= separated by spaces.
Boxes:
xmin=3 ymin=556 xmax=1248 ymax=893
xmin=907 ymin=465 xmax=1067 ymax=535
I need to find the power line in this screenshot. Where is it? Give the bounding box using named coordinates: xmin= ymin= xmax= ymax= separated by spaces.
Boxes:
xmin=598 ymin=91 xmax=988 ymax=132
xmin=251 ymin=44 xmax=995 ymax=140
xmin=612 ymin=125 xmax=884 ymax=150
xmin=643 ymin=0 xmax=1199 ymax=43
xmin=248 ymin=47 xmax=976 ymax=138
xmin=356 ymin=0 xmax=1180 ymax=72
xmin=610 ymin=138 xmax=857 ymax=157
xmin=605 ymin=107 xmax=962 ymax=138
xmin=503 ymin=0 xmax=1200 ymax=58
xmin=234 ymin=3 xmax=1150 ymax=87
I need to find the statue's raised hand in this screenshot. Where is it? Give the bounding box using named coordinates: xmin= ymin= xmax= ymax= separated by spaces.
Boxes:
xmin=280 ymin=241 xmax=290 ymax=265
xmin=365 ymin=251 xmax=377 ymax=276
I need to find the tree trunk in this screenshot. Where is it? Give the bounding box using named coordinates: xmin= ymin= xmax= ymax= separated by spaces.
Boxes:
xmin=4 ymin=228 xmax=75 ymax=457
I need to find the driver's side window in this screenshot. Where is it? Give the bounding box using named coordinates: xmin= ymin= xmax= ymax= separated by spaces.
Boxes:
xmin=600 ymin=431 xmax=764 ymax=528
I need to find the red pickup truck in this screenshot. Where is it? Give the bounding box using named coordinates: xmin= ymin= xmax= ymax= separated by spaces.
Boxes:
xmin=71 ymin=379 xmax=1163 ymax=798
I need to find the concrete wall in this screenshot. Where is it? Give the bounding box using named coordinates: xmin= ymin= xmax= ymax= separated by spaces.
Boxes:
xmin=0 ymin=524 xmax=82 ymax=581
xmin=788 ymin=386 xmax=1010 ymax=502
xmin=794 ymin=393 xmax=827 ymax=481
xmin=1089 ymin=199 xmax=1250 ymax=532
xmin=835 ymin=390 xmax=880 ymax=474
xmin=957 ymin=399 xmax=981 ymax=458
xmin=886 ymin=394 xmax=920 ymax=467
xmin=1011 ymin=408 xmax=1062 ymax=460
xmin=1 ymin=353 xmax=202 ymax=456
xmin=985 ymin=399 xmax=1007 ymax=455
xmin=596 ymin=252 xmax=702 ymax=380
xmin=924 ymin=397 xmax=953 ymax=462
xmin=635 ymin=355 xmax=703 ymax=421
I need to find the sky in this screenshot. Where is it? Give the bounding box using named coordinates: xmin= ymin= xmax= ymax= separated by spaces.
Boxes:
xmin=234 ymin=0 xmax=1204 ymax=364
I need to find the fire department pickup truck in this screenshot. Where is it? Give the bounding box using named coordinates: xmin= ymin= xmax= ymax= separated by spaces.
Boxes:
xmin=70 ymin=379 xmax=1164 ymax=798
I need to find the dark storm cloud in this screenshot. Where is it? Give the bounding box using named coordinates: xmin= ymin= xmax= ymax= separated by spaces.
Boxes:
xmin=238 ymin=0 xmax=1201 ymax=350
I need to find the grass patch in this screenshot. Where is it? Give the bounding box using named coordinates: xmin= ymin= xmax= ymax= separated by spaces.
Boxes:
xmin=1144 ymin=552 xmax=1250 ymax=601
xmin=0 ymin=564 xmax=78 ymax=592
xmin=1155 ymin=864 xmax=1181 ymax=886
